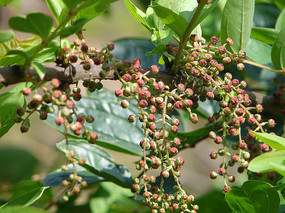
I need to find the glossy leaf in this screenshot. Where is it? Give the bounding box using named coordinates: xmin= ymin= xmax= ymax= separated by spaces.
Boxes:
xmin=242 ymin=180 xmax=280 ymax=213
xmin=251 ymin=27 xmax=278 ymax=44
xmin=32 ymin=62 xmax=46 ymax=80
xmin=123 ymin=0 xmax=149 ymax=30
xmin=0 ymin=0 xmax=13 ymax=5
xmin=272 ymin=25 xmax=285 ymax=70
xmin=45 ymin=0 xmax=66 ymax=24
xmin=43 ymin=164 xmax=104 ymax=187
xmin=248 ymin=150 xmax=285 ymax=173
xmin=0 ymin=206 xmax=49 ymax=213
xmin=58 ymin=18 xmax=88 ymax=38
xmin=251 ymin=131 xmax=285 ymax=150
xmin=57 ymin=139 xmax=132 ymax=188
xmin=152 ymin=4 xmax=188 ymax=39
xmin=246 ymin=38 xmax=272 ymax=66
xmin=225 ymin=186 xmax=254 ymax=213
xmin=276 ymin=8 xmax=285 ymax=31
xmin=0 ymin=30 xmax=15 ymax=43
xmin=76 ymin=0 xmax=111 ymax=22
xmin=0 ymin=187 xmax=49 ymax=208
xmin=0 ymin=84 xmax=26 ymax=137
xmin=9 ymin=13 xmax=53 ymax=39
xmin=221 ymin=0 xmax=254 ymax=52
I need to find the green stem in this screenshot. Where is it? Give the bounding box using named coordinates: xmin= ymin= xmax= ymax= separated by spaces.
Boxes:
xmin=172 ymin=0 xmax=208 ymax=73
xmin=243 ymin=59 xmax=283 ymax=74
xmin=23 ymin=1 xmax=90 ymax=70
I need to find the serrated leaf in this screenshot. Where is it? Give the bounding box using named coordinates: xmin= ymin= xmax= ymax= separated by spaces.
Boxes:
xmin=225 ymin=186 xmax=254 ymax=213
xmin=152 ymin=4 xmax=188 ymax=39
xmin=123 ymin=0 xmax=149 ymax=30
xmin=43 ymin=164 xmax=104 ymax=187
xmin=45 ymin=0 xmax=66 ymax=24
xmin=0 ymin=187 xmax=49 ymax=208
xmin=248 ymin=150 xmax=285 ymax=173
xmin=221 ymin=0 xmax=254 ymax=52
xmin=251 ymin=27 xmax=278 ymax=45
xmin=58 ymin=18 xmax=88 ymax=38
xmin=31 ymin=62 xmax=46 ymax=80
xmin=251 ymin=131 xmax=285 ymax=150
xmin=57 ymin=139 xmax=132 ymax=188
xmin=272 ymin=25 xmax=285 ymax=70
xmin=0 ymin=86 xmax=26 ymax=138
xmin=0 ymin=30 xmax=15 ymax=43
xmin=9 ymin=13 xmax=53 ymax=39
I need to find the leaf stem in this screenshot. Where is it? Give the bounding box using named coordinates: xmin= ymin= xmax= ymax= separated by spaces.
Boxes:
xmin=172 ymin=0 xmax=208 ymax=73
xmin=243 ymin=59 xmax=284 ymax=75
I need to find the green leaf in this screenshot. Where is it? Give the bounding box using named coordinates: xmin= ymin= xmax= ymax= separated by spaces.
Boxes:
xmin=45 ymin=0 xmax=66 ymax=24
xmin=7 ymin=50 xmax=29 ymax=59
xmin=269 ymin=162 xmax=285 ymax=177
xmin=248 ymin=150 xmax=285 ymax=173
xmin=245 ymin=38 xmax=272 ymax=66
xmin=63 ymin=0 xmax=87 ymax=9
xmin=0 ymin=0 xmax=13 ymax=6
xmin=57 ymin=139 xmax=132 ymax=188
xmin=31 ymin=62 xmax=46 ymax=80
xmin=8 ymin=13 xmax=53 ymax=39
xmin=221 ymin=0 xmax=255 ymax=52
xmin=276 ymin=9 xmax=285 ymax=31
xmin=0 ymin=187 xmax=49 ymax=208
xmin=43 ymin=164 xmax=104 ymax=187
xmin=0 ymin=206 xmax=49 ymax=213
xmin=272 ymin=25 xmax=285 ymax=70
xmin=152 ymin=4 xmax=188 ymax=39
xmin=0 ymin=30 xmax=15 ymax=43
xmin=45 ymin=89 xmax=144 ymax=156
xmin=251 ymin=131 xmax=285 ymax=150
xmin=242 ymin=180 xmax=280 ymax=213
xmin=58 ymin=18 xmax=88 ymax=38
xmin=123 ymin=0 xmax=150 ymax=30
xmin=0 ymin=88 xmax=26 ymax=137
xmin=76 ymin=0 xmax=111 ymax=22
xmin=225 ymin=186 xmax=255 ymax=213
xmin=251 ymin=27 xmax=278 ymax=44
xmin=195 ymin=0 xmax=220 ymax=28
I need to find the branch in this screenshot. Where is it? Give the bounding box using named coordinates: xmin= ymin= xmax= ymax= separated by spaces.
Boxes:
xmin=0 ymin=64 xmax=283 ymax=119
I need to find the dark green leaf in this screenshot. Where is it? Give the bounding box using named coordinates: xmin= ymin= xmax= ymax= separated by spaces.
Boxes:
xmin=0 ymin=187 xmax=49 ymax=208
xmin=276 ymin=8 xmax=285 ymax=31
xmin=0 ymin=206 xmax=49 ymax=213
xmin=76 ymin=0 xmax=111 ymax=22
xmin=152 ymin=4 xmax=188 ymax=39
xmin=63 ymin=0 xmax=87 ymax=9
xmin=251 ymin=131 xmax=285 ymax=150
xmin=8 ymin=13 xmax=53 ymax=39
xmin=0 ymin=0 xmax=13 ymax=5
xmin=57 ymin=139 xmax=132 ymax=188
xmin=123 ymin=0 xmax=150 ymax=30
xmin=43 ymin=165 xmax=104 ymax=187
xmin=0 ymin=86 xmax=26 ymax=137
xmin=248 ymin=150 xmax=285 ymax=173
xmin=45 ymin=0 xmax=66 ymax=25
xmin=112 ymin=38 xmax=162 ymax=67
xmin=31 ymin=62 xmax=46 ymax=80
xmin=242 ymin=180 xmax=280 ymax=213
xmin=272 ymin=25 xmax=285 ymax=70
xmin=45 ymin=89 xmax=144 ymax=156
xmin=0 ymin=30 xmax=15 ymax=43
xmin=251 ymin=27 xmax=278 ymax=44
xmin=195 ymin=191 xmax=231 ymax=213
xmin=221 ymin=0 xmax=255 ymax=52
xmin=7 ymin=50 xmax=29 ymax=58
xmin=253 ymin=3 xmax=280 ymax=28
xmin=58 ymin=18 xmax=88 ymax=38
xmin=246 ymin=38 xmax=272 ymax=66
xmin=225 ymin=186 xmax=255 ymax=213
xmin=274 ymin=0 xmax=285 ymax=10
xmin=145 ymin=44 xmax=166 ymax=56
xmin=0 ymin=148 xmax=38 ymax=183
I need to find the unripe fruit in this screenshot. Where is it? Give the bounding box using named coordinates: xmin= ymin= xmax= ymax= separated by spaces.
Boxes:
xmin=210 ymin=171 xmax=217 ymax=179
xmin=55 ymin=117 xmax=65 ymax=126
xmin=223 ymin=186 xmax=231 ymax=193
xmin=218 ymin=167 xmax=226 ymax=176
xmin=17 ymin=107 xmax=25 ymax=116
xmin=151 ymin=65 xmax=159 ymax=74
xmin=237 ymin=63 xmax=245 ymax=71
xmin=170 ymin=147 xmax=179 ymax=156
xmin=22 ymin=88 xmax=31 ymax=96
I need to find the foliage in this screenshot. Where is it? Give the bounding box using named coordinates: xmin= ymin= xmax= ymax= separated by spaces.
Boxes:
xmin=0 ymin=0 xmax=285 ymax=212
